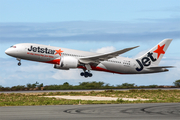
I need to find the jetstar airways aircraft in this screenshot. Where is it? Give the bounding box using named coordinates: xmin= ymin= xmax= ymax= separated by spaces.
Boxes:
xmin=5 ymin=39 xmax=174 ymax=78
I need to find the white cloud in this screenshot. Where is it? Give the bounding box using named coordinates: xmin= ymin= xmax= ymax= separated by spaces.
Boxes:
xmin=19 ymin=63 xmax=52 ymax=73
xmin=1 ymin=19 xmax=180 ymax=44
xmin=0 ymin=76 xmax=5 ymax=85
xmin=91 ymin=46 xmax=116 ymax=53
xmin=132 ymin=49 xmax=148 ymax=58
xmin=52 ymin=69 xmax=84 ymax=80
xmin=166 ymin=61 xmax=180 ymax=78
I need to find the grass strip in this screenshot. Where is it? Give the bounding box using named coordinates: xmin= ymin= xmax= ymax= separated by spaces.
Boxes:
xmin=0 ymin=90 xmax=180 ymax=106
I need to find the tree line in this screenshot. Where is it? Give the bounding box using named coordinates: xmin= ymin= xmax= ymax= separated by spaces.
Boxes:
xmin=0 ymin=80 xmax=180 ymax=91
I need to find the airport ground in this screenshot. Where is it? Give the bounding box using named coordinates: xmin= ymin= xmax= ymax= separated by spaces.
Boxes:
xmin=0 ymin=103 xmax=180 ymax=120
xmin=0 ymin=89 xmax=180 ymax=119
xmin=0 ymin=89 xmax=180 ymax=105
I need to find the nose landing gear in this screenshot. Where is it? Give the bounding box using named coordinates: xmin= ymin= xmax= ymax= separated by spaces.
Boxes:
xmin=18 ymin=62 xmax=21 ymax=66
xmin=16 ymin=58 xmax=21 ymax=66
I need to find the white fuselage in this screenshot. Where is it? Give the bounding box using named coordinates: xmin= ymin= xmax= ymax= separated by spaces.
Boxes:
xmin=5 ymin=43 xmax=168 ymax=75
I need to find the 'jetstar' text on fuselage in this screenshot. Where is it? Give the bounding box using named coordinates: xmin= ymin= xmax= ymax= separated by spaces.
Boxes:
xmin=28 ymin=46 xmax=56 ymax=54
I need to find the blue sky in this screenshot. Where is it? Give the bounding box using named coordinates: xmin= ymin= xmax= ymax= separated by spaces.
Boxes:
xmin=0 ymin=0 xmax=180 ymax=87
xmin=0 ymin=0 xmax=179 ymax=22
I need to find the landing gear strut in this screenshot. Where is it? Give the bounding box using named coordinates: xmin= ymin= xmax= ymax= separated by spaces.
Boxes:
xmin=16 ymin=58 xmax=21 ymax=66
xmin=80 ymin=70 xmax=93 ymax=78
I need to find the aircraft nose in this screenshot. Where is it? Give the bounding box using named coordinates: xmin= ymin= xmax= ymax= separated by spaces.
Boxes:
xmin=5 ymin=48 xmax=10 ymax=55
xmin=5 ymin=48 xmax=16 ymax=56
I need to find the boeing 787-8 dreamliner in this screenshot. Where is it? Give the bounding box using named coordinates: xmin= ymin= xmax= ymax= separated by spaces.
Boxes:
xmin=5 ymin=39 xmax=174 ymax=78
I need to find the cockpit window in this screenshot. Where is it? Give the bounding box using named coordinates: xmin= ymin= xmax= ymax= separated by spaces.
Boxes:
xmin=10 ymin=46 xmax=16 ymax=48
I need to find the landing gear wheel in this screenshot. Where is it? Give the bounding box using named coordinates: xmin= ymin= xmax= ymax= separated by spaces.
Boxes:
xmin=84 ymin=72 xmax=89 ymax=78
xmin=80 ymin=70 xmax=93 ymax=78
xmin=16 ymin=58 xmax=21 ymax=66
xmin=88 ymin=73 xmax=92 ymax=77
xmin=18 ymin=62 xmax=21 ymax=66
xmin=80 ymin=72 xmax=84 ymax=76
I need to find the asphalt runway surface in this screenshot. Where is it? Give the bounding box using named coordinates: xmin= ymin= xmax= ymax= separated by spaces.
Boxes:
xmin=0 ymin=103 xmax=180 ymax=120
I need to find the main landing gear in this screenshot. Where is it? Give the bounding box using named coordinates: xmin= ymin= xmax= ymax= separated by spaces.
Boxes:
xmin=16 ymin=58 xmax=21 ymax=66
xmin=80 ymin=70 xmax=93 ymax=78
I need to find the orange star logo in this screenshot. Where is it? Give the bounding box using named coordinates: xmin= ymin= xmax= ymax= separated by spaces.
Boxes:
xmin=153 ymin=44 xmax=165 ymax=59
xmin=55 ymin=49 xmax=63 ymax=56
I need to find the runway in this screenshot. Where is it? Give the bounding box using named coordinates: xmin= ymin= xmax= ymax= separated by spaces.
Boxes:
xmin=0 ymin=103 xmax=180 ymax=120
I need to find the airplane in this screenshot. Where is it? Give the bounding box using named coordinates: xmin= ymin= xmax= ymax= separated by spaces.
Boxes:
xmin=5 ymin=39 xmax=174 ymax=78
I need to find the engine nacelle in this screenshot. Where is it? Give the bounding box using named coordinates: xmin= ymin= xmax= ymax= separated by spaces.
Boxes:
xmin=54 ymin=56 xmax=79 ymax=70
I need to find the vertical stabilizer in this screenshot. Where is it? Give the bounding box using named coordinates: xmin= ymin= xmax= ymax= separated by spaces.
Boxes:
xmin=135 ymin=39 xmax=172 ymax=71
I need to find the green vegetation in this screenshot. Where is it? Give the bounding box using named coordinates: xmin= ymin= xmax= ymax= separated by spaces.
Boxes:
xmin=0 ymin=81 xmax=44 ymax=91
xmin=0 ymin=90 xmax=180 ymax=106
xmin=173 ymin=80 xmax=180 ymax=87
xmin=0 ymin=81 xmax=178 ymax=91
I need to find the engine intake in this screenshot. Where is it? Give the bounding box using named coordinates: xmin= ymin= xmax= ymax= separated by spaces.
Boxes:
xmin=54 ymin=56 xmax=79 ymax=70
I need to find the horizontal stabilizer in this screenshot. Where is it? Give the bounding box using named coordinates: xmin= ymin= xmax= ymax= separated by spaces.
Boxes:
xmin=147 ymin=66 xmax=175 ymax=69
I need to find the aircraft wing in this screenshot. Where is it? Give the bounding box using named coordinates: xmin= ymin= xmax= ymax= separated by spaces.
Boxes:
xmin=79 ymin=46 xmax=139 ymax=64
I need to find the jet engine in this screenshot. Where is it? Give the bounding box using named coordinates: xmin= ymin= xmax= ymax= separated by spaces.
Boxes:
xmin=54 ymin=56 xmax=79 ymax=70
